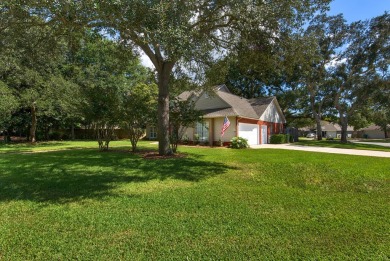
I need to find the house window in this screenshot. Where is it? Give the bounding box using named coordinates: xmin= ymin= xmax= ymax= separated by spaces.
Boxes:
xmin=196 ymin=121 xmax=209 ymax=142
xmin=149 ymin=126 xmax=157 ymax=139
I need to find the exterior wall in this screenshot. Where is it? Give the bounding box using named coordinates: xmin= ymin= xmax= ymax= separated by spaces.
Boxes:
xmin=362 ymin=130 xmax=386 ymax=139
xmin=325 ymin=131 xmax=337 ymax=138
xmin=194 ymin=92 xmax=230 ymax=110
xmin=146 ymin=116 xmax=285 ymax=145
xmin=259 ymin=101 xmax=285 ymax=123
xmin=213 ymin=116 xmax=237 ymax=143
xmin=177 ymin=117 xmax=237 ymax=144
xmin=336 ymin=131 xmax=353 ymax=138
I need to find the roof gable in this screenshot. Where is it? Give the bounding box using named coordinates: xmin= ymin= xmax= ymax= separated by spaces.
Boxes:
xmin=258 ymin=98 xmax=286 ymax=123
xmin=178 ymin=85 xmax=285 ymax=122
xmin=194 ymin=91 xmax=230 ymax=111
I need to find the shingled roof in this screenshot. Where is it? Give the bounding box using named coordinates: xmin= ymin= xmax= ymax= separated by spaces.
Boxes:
xmin=178 ymin=85 xmax=283 ymax=120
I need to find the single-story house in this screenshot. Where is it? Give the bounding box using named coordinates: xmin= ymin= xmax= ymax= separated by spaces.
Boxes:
xmin=146 ymin=85 xmax=286 ymax=145
xmin=358 ymin=124 xmax=389 ymax=139
xmin=300 ymin=121 xmax=355 ymax=138
xmin=322 ymin=122 xmax=354 ymax=138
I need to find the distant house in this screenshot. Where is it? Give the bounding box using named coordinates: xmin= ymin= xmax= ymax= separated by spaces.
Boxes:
xmin=300 ymin=120 xmax=355 ymax=138
xmin=358 ymin=124 xmax=389 ymax=139
xmin=322 ymin=122 xmax=354 ymax=138
xmin=147 ymin=85 xmax=286 ymax=145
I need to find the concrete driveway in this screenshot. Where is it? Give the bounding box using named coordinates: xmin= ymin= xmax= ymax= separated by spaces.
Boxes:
xmin=251 ymin=144 xmax=390 ymax=158
xmin=351 ymin=141 xmax=390 ymax=147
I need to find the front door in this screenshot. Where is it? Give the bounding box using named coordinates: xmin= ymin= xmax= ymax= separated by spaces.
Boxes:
xmin=261 ymin=125 xmax=268 ymax=144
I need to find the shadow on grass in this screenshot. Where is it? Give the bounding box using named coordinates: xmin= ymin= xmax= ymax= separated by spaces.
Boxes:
xmin=0 ymin=149 xmax=234 ymax=203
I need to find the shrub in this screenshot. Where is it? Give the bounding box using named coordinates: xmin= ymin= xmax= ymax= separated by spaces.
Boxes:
xmin=230 ymin=137 xmax=249 ymax=149
xmin=270 ymin=134 xmax=287 ymax=144
xmin=61 ymin=133 xmax=70 ymax=140
xmin=49 ymin=132 xmax=62 ymax=140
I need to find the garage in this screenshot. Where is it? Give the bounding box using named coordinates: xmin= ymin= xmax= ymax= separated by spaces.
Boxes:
xmin=238 ymin=123 xmax=259 ymax=145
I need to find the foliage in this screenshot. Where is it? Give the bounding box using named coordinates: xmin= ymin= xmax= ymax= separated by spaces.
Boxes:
xmin=230 ymin=137 xmax=249 ymax=149
xmin=73 ymin=33 xmax=144 ymax=151
xmin=270 ymin=134 xmax=289 ymax=144
xmin=169 ymin=97 xmax=203 ymax=153
xmin=0 ymin=141 xmax=389 ymax=259
xmin=0 ymin=81 xmax=18 ymax=134
xmin=0 ymin=9 xmax=81 ymax=142
xmin=11 ymin=0 xmax=331 ymax=155
xmin=330 ymin=13 xmax=389 ymax=143
xmin=121 ymin=83 xmax=158 ymax=152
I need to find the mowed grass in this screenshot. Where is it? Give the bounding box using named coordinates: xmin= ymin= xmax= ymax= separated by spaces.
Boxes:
xmin=0 ymin=141 xmax=389 ymax=260
xmin=295 ymin=138 xmax=390 ymax=152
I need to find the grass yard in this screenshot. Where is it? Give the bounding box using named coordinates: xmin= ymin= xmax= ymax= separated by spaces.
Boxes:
xmin=0 ymin=141 xmax=389 ymax=260
xmin=295 ymin=138 xmax=390 ymax=152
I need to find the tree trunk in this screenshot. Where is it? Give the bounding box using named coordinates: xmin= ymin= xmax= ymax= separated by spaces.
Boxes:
xmin=308 ymin=85 xmax=323 ymax=141
xmin=30 ymin=103 xmax=37 ymax=143
xmin=314 ymin=113 xmax=323 ymax=140
xmin=157 ymin=63 xmax=174 ymax=155
xmin=339 ymin=115 xmax=348 ymax=143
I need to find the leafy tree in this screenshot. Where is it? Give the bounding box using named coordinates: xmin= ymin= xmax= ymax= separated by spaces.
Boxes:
xmin=169 ymin=98 xmax=203 ymax=153
xmin=292 ymin=14 xmax=348 ymax=140
xmin=0 ymin=6 xmax=80 ymax=142
xmin=73 ymin=32 xmax=149 ymax=151
xmin=121 ymin=83 xmax=158 ymax=152
xmin=330 ymin=13 xmax=389 ymax=142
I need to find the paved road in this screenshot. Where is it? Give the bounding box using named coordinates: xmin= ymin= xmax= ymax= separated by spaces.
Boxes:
xmin=251 ymin=144 xmax=390 ymax=158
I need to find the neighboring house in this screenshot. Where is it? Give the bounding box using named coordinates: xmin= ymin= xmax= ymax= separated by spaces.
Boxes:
xmin=300 ymin=121 xmax=355 ymax=138
xmin=147 ymin=85 xmax=286 ymax=145
xmin=358 ymin=124 xmax=389 ymax=139
xmin=322 ymin=122 xmax=354 ymax=138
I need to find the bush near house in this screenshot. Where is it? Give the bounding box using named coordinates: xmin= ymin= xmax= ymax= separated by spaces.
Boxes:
xmin=230 ymin=137 xmax=249 ymax=149
xmin=270 ymin=134 xmax=291 ymax=144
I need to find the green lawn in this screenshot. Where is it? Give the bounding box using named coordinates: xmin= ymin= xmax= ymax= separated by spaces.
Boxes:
xmin=0 ymin=141 xmax=389 ymax=260
xmin=295 ymin=138 xmax=390 ymax=152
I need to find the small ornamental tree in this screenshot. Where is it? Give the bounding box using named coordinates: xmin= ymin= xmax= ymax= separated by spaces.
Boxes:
xmin=169 ymin=97 xmax=203 ymax=153
xmin=122 ymin=83 xmax=158 ymax=152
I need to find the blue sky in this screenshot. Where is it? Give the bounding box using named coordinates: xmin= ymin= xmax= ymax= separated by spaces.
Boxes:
xmin=328 ymin=0 xmax=389 ymax=22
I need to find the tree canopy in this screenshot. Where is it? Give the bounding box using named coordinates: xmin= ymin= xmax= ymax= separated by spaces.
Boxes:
xmin=8 ymin=0 xmax=330 ymax=154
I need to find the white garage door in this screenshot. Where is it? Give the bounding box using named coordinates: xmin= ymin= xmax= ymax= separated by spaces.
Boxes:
xmin=238 ymin=123 xmax=259 ymax=145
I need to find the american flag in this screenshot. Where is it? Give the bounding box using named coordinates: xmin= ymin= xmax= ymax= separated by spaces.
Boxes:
xmin=221 ymin=116 xmax=231 ymax=137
